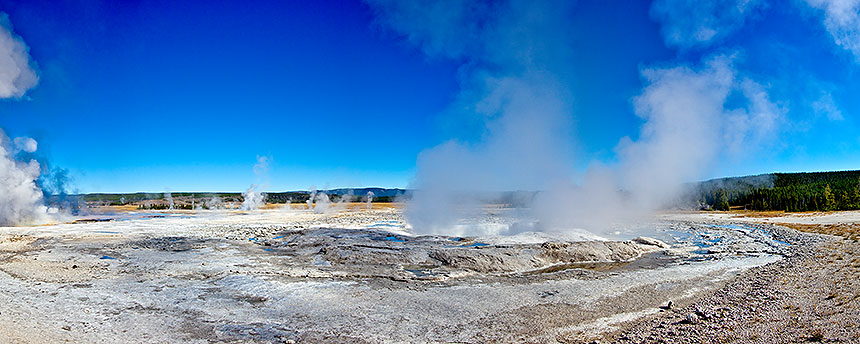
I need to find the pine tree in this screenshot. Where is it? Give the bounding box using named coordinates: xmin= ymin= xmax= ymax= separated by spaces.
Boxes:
xmin=824 ymin=184 xmax=836 ymax=212
xmin=717 ymin=190 xmax=730 ymax=211
xmin=852 ymin=177 xmax=860 ymax=209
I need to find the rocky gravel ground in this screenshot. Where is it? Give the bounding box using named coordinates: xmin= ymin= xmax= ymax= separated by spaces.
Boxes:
xmin=1 ymin=209 xmax=844 ymax=343
xmin=601 ymin=221 xmax=860 ymax=344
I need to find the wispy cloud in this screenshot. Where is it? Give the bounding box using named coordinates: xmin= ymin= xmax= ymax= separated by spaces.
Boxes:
xmin=804 ymin=0 xmax=860 ymax=61
xmin=650 ymin=0 xmax=765 ymax=49
xmin=812 ymin=90 xmax=844 ymax=121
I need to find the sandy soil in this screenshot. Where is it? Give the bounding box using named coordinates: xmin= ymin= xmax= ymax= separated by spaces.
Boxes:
xmin=0 ymin=208 xmax=846 ymax=343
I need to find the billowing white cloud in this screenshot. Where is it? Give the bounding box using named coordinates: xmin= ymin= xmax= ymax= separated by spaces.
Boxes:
xmin=650 ymin=0 xmax=765 ymax=49
xmin=0 ymin=12 xmax=38 ymax=98
xmin=804 ymin=0 xmax=860 ymax=61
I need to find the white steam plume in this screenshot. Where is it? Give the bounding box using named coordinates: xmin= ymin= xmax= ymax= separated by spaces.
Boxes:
xmin=0 ymin=12 xmax=46 ymax=226
xmin=205 ymin=195 xmax=223 ymax=210
xmin=241 ymin=156 xmax=270 ymax=210
xmin=306 ymin=188 xmax=317 ymax=210
xmin=164 ymin=192 xmax=175 ymax=210
xmin=620 ymin=56 xmax=781 ymax=208
xmin=0 ymin=13 xmax=38 ymax=98
xmin=310 ymin=192 xmax=332 ymax=214
xmin=13 ymin=137 xmax=37 ymax=153
xmin=304 ymin=189 xmax=353 ymax=214
xmin=336 ymin=190 xmax=354 ymax=211
xmin=530 ymin=57 xmax=783 ymax=235
xmin=368 ymin=0 xmax=782 ymax=237
xmin=0 ymin=131 xmax=50 ymax=225
xmin=241 ymin=185 xmax=265 ymax=210
xmin=366 ymin=191 xmax=374 ymax=209
xmin=368 ymin=0 xmax=577 ymax=234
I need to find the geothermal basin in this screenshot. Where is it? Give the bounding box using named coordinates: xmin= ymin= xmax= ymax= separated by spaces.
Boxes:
xmin=0 ymin=205 xmax=803 ymax=343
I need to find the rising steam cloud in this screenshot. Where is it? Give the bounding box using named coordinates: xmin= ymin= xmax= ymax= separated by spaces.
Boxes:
xmin=0 ymin=13 xmax=38 ymax=98
xmin=241 ymin=156 xmax=270 ymax=210
xmin=0 ymin=131 xmax=50 ymax=225
xmin=0 ymin=12 xmax=47 ymax=226
xmin=367 ymin=0 xmax=783 ymax=237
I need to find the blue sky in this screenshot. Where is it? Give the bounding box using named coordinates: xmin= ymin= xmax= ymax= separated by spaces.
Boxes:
xmin=0 ymin=0 xmax=858 ymax=193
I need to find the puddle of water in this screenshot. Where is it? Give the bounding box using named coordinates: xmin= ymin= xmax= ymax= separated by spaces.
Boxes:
xmin=708 ymin=224 xmax=747 ymax=230
xmin=461 ymin=242 xmax=489 ymax=247
xmin=532 ymin=261 xmax=632 ymax=273
xmin=371 ymin=236 xmax=406 ymax=242
xmin=384 ymin=236 xmax=405 ymax=242
xmin=312 ymin=255 xmax=331 ymax=267
xmin=72 ymin=218 xmax=114 ymax=224
xmin=705 ymin=224 xmax=790 ymax=246
xmin=85 ymin=212 xmax=197 ymax=222
xmin=527 ymin=251 xmax=686 ymax=275
xmin=403 ymin=265 xmax=438 ymax=277
xmin=99 ymin=255 xmax=116 ymax=260
xmin=367 ymin=220 xmax=404 ymax=229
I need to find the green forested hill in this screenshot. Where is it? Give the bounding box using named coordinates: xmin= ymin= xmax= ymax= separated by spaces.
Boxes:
xmin=692 ymin=171 xmax=860 ymax=212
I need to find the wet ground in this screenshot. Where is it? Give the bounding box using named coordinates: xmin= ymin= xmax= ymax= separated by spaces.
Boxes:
xmin=0 ymin=207 xmax=802 ymax=343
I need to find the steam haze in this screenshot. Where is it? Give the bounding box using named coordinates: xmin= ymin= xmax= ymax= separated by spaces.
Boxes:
xmin=367 ymin=0 xmax=784 ymax=237
xmin=0 ymin=12 xmax=46 ymax=226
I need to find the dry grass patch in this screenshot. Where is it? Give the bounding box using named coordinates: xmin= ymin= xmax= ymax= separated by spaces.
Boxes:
xmin=731 ymin=210 xmax=788 ymax=218
xmin=774 ymin=222 xmax=860 ymax=240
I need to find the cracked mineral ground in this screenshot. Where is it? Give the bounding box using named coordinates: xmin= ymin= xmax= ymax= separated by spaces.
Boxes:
xmin=1 ymin=206 xmax=858 ymax=343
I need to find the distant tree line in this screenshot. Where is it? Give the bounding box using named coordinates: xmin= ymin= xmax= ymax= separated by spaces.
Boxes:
xmin=695 ymin=171 xmax=860 ymax=212
xmin=81 ymin=189 xmax=406 ymax=208
xmin=264 ymin=192 xmax=400 ymax=204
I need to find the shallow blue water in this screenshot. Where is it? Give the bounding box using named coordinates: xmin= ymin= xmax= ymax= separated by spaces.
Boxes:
xmin=706 ymin=224 xmax=790 ymax=246
xmin=383 ymin=236 xmax=405 ymax=242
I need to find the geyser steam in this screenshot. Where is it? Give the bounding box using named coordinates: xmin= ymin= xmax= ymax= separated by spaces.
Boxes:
xmin=367 ymin=0 xmax=781 ymax=237
xmin=0 ymin=13 xmax=38 ymax=98
xmin=241 ymin=156 xmax=270 ymax=210
xmin=0 ymin=131 xmax=50 ymax=225
xmin=0 ymin=12 xmax=48 ymax=226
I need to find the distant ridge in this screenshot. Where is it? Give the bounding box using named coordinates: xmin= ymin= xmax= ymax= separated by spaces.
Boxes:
xmin=75 ymin=188 xmax=410 ymax=206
